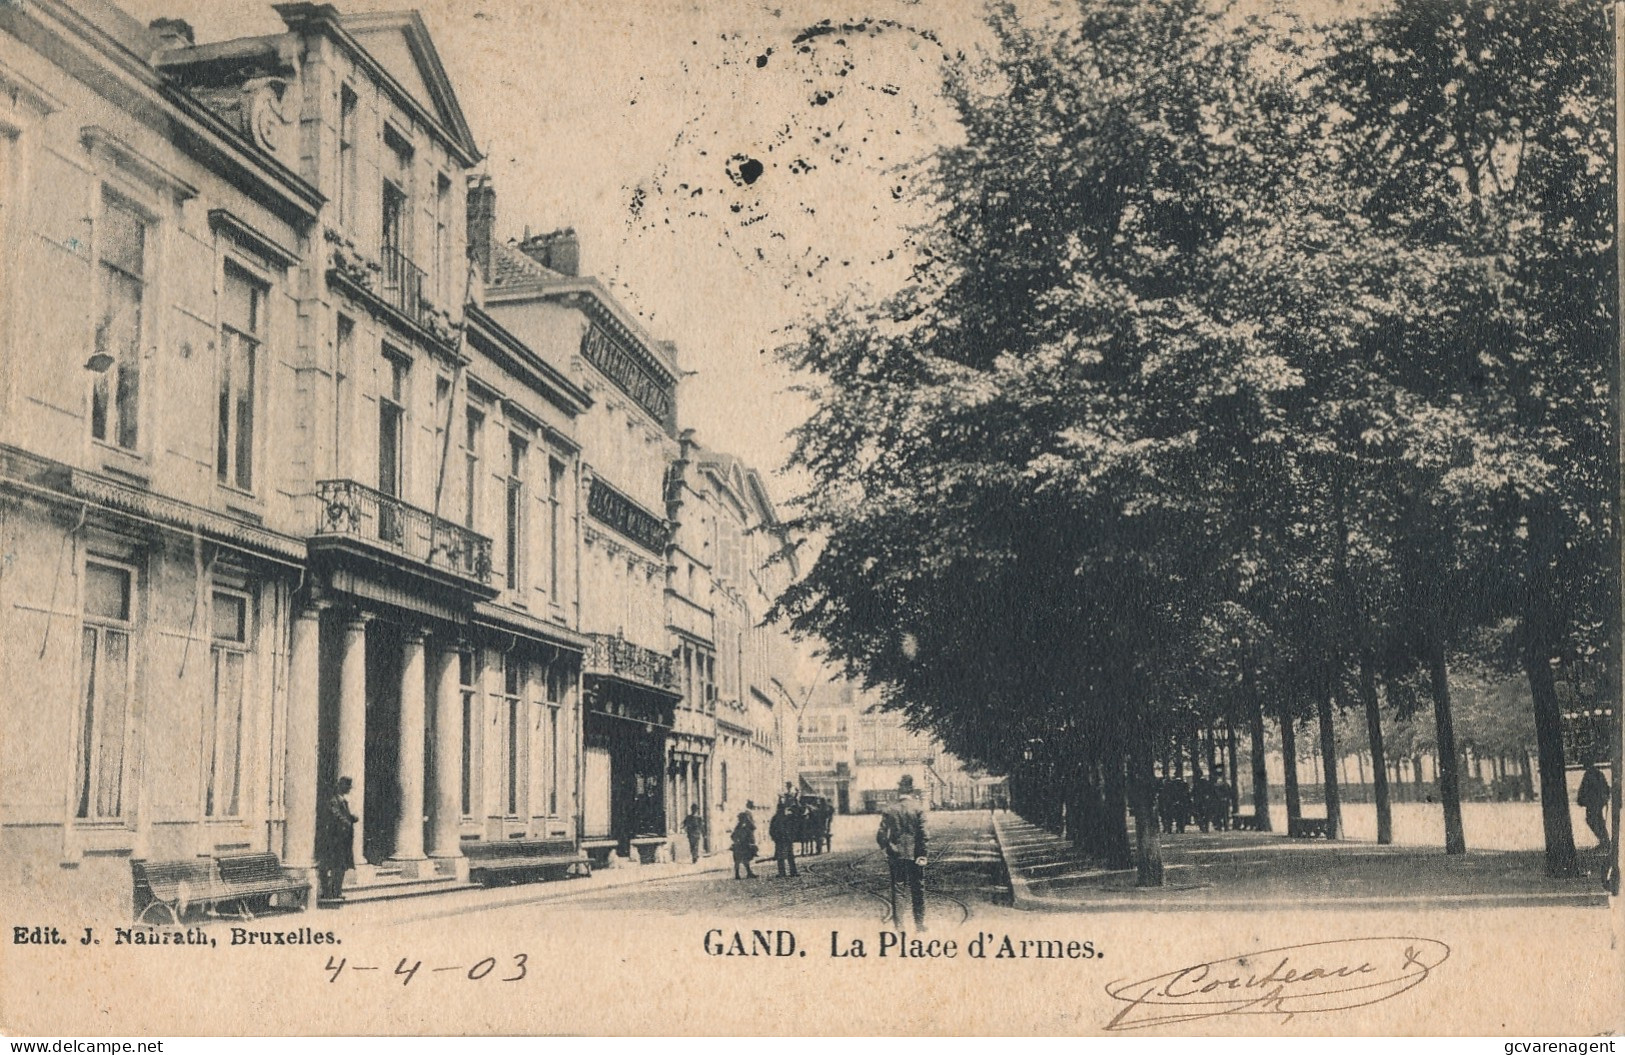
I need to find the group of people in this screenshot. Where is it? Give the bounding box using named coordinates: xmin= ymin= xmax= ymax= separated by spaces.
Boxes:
xmin=728 ymin=785 xmax=835 ymax=880
xmin=722 ymin=778 xmax=930 ymax=931
xmin=1155 ymin=770 xmax=1234 ymax=834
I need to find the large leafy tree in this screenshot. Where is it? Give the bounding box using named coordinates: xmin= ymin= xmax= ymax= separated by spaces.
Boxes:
xmin=775 ymin=0 xmax=1615 ymax=887
xmin=1327 ymin=0 xmax=1615 ymax=876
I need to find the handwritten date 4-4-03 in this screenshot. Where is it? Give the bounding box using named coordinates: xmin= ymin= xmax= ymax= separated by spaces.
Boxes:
xmin=1104 ymin=937 xmax=1450 ymax=1031
xmin=323 ymin=953 xmax=528 ymax=985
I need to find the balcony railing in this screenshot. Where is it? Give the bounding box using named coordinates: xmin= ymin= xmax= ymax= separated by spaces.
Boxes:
xmin=585 ymin=632 xmax=678 ymax=693
xmin=380 ymin=245 xmax=425 ymax=322
xmin=314 ymin=478 xmax=493 ymax=587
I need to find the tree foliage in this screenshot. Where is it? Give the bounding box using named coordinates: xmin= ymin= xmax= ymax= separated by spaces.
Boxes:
xmin=773 ymin=0 xmax=1615 ymax=881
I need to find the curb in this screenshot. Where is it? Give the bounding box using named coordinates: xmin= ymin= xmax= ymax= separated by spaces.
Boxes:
xmin=984 ymin=814 xmax=1612 ymax=914
xmin=337 ymin=853 xmax=737 ymax=927
xmin=989 ymin=812 xmax=1038 ymax=911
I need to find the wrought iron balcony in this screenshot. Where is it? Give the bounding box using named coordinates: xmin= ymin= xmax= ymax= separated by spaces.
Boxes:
xmin=313 ymin=479 xmax=493 ymax=588
xmin=585 ymin=632 xmax=679 ymax=694
xmin=380 ymin=245 xmax=425 ymax=322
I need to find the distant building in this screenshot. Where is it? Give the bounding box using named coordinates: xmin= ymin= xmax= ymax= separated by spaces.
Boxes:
xmin=798 ymin=682 xmax=1005 ymax=813
xmin=797 ymin=691 xmax=856 ymax=813
xmin=669 ymin=438 xmax=805 ymax=841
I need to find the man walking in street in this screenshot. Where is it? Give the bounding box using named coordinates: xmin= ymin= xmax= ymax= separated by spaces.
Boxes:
xmin=682 ymin=803 xmax=705 ymax=864
xmin=770 ymin=801 xmax=799 ymax=877
xmin=730 ymin=810 xmax=758 ymax=880
xmin=878 ymin=775 xmax=928 ymax=930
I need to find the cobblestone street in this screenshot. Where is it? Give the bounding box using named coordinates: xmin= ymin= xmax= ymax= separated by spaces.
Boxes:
xmin=366 ymin=811 xmax=1020 ymax=931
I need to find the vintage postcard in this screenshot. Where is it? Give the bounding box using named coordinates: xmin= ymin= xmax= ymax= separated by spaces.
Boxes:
xmin=0 ymin=0 xmax=1621 ymax=1038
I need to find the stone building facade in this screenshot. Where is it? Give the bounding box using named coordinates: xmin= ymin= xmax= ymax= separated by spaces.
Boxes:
xmin=0 ymin=0 xmax=322 ymax=917
xmin=477 ymin=224 xmax=685 ymax=865
xmin=0 ymin=0 xmax=808 ymax=915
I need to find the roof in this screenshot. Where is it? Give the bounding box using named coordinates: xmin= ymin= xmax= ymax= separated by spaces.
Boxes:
xmin=489 ymin=240 xmax=567 ymax=290
xmin=485 ymin=243 xmax=681 ymax=384
xmin=695 ymin=444 xmax=781 ymax=529
xmin=272 ymin=3 xmax=481 ymax=165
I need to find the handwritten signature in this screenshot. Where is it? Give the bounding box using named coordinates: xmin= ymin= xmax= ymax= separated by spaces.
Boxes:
xmin=1104 ymin=936 xmax=1450 ymax=1030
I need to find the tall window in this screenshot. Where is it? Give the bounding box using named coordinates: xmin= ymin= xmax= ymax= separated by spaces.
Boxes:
xmin=545 ymin=666 xmax=565 ymax=816
xmin=217 ymin=263 xmax=263 ymax=491
xmin=381 ymin=131 xmax=411 ymax=259
xmin=463 ymin=407 xmax=483 ymax=530
xmin=547 ymin=457 xmax=565 ymax=597
xmin=335 ymin=316 xmax=354 ymax=464
xmin=378 ymin=352 xmax=407 ymax=499
xmin=205 ymin=589 xmax=250 ymax=817
xmin=435 ymin=173 xmax=452 ymax=303
xmin=338 ymin=86 xmax=357 ymax=229
xmin=498 ymin=658 xmax=524 ymax=816
xmin=76 ymin=560 xmax=134 ymax=820
xmin=459 ymin=650 xmax=477 ymax=817
xmin=93 ymin=192 xmax=145 ymax=451
xmin=548 ymin=705 xmax=560 ymax=816
xmin=505 ymin=434 xmax=527 ymax=593
xmin=432 ymin=374 xmax=451 ymax=493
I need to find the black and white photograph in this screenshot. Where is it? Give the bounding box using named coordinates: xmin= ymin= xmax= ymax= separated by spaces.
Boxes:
xmin=0 ymin=0 xmax=1620 ymax=1038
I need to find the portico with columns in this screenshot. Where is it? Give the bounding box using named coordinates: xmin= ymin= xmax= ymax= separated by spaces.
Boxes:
xmin=285 ymin=583 xmax=589 ymax=892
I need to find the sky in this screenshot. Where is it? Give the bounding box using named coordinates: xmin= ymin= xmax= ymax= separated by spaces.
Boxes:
xmin=115 ymin=0 xmax=989 ymax=511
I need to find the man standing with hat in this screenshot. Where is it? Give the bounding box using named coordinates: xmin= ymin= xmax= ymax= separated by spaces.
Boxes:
xmin=877 ymin=775 xmax=928 ymax=930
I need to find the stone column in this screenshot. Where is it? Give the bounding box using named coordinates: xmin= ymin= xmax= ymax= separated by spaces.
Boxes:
xmin=336 ymin=611 xmax=372 ymax=871
xmin=390 ymin=628 xmax=430 ymax=873
xmin=429 ymin=643 xmax=464 ymax=865
xmin=283 ymin=602 xmax=326 ymax=874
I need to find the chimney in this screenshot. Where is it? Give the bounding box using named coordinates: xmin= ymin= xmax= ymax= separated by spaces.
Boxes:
xmin=518 ymin=227 xmax=580 ymax=277
xmin=149 ymin=18 xmax=196 ymax=50
xmin=466 ymin=175 xmax=496 ymax=281
xmin=546 ymin=227 xmax=580 ymax=277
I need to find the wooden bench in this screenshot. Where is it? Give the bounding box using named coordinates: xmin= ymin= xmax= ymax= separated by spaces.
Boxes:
xmin=1288 ymin=816 xmax=1330 ymax=838
xmin=463 ymin=838 xmax=590 ymax=886
xmin=132 ymin=852 xmax=307 ymax=924
xmin=1232 ymin=812 xmax=1262 ymax=831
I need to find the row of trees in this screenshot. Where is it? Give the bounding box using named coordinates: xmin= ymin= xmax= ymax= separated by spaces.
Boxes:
xmin=772 ymin=0 xmax=1615 ymax=883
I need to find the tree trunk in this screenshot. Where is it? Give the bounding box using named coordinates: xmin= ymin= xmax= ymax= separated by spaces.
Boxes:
xmin=1360 ymin=655 xmax=1392 ymax=844
xmin=1226 ymin=723 xmax=1241 ymax=814
xmin=1519 ymin=749 xmax=1535 ymax=802
xmin=1280 ymin=709 xmax=1302 ymax=825
xmin=1428 ymin=642 xmax=1467 ymax=855
xmin=1129 ymin=737 xmax=1164 ymax=887
xmin=1523 ymin=642 xmax=1579 ymax=877
xmin=1317 ymin=688 xmax=1343 ymax=839
xmin=1101 ymin=752 xmax=1133 ymax=870
xmin=1249 ymin=693 xmax=1272 ymax=831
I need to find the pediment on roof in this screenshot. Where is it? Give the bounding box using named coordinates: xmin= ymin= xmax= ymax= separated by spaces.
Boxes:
xmin=339 ymin=11 xmax=477 ymax=158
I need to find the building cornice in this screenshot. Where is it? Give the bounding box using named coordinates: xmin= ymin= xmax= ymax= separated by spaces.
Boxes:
xmin=273 ymin=3 xmax=480 ymax=167
xmin=4 ymin=0 xmax=323 ymax=225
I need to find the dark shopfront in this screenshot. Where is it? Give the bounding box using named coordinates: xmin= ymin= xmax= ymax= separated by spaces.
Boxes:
xmin=583 ymin=677 xmax=678 ymax=862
